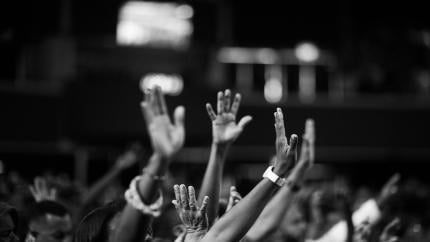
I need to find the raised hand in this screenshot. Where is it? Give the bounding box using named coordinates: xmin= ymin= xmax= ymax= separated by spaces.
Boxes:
xmin=173 ymin=184 xmax=209 ymax=239
xmin=272 ymin=107 xmax=299 ymax=176
xmin=29 ymin=177 xmax=57 ymax=202
xmin=115 ymin=148 xmax=139 ymax=170
xmin=303 ymin=119 xmax=315 ymax=165
xmin=380 ymin=218 xmax=401 ymax=242
xmin=225 ymin=186 xmax=242 ymax=213
xmin=141 ymin=86 xmax=185 ymax=158
xmin=206 ymin=90 xmax=252 ymax=145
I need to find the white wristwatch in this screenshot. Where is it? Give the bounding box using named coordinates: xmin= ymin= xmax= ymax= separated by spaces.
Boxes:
xmin=262 ymin=166 xmax=286 ymax=187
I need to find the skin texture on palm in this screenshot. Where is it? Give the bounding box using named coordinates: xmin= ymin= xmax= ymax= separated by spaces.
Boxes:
xmin=113 ymin=86 xmax=185 ymax=242
xmin=141 ymin=87 xmax=185 ymax=159
xmin=200 ymin=107 xmax=303 ymax=242
xmin=172 ymin=185 xmax=209 ymax=242
xmin=199 ymin=89 xmax=252 ymax=226
xmin=206 ymin=90 xmax=252 ymax=145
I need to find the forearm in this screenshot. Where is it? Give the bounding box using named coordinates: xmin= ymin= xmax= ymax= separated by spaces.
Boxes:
xmin=202 ymin=178 xmax=279 ymax=242
xmin=198 ymin=143 xmax=229 ymax=225
xmin=113 ymin=153 xmax=167 ymax=242
xmin=82 ymin=168 xmax=121 ymax=206
xmin=245 ymin=186 xmax=295 ymax=241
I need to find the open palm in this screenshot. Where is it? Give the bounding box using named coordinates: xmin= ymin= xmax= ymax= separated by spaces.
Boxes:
xmin=141 ymin=86 xmax=185 ymax=158
xmin=206 ymin=90 xmax=252 ymax=145
xmin=173 ymin=185 xmax=209 ymax=239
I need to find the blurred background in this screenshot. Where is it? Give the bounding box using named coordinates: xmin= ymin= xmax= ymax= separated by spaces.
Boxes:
xmin=1 ymin=0 xmax=430 ymax=189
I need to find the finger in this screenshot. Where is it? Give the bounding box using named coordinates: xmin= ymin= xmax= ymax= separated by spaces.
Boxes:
xmin=217 ymin=91 xmax=224 ymax=115
xmin=179 ymin=184 xmax=189 ymax=209
xmin=199 ymin=196 xmax=209 ymax=213
xmin=237 ymin=116 xmax=252 ymax=130
xmin=206 ymin=103 xmax=217 ymax=121
xmin=224 ymin=89 xmax=231 ymax=113
xmin=274 ymin=108 xmax=286 ymax=140
xmin=174 ymin=184 xmax=181 ymax=207
xmin=152 ymin=86 xmax=163 ymax=115
xmin=173 ymin=106 xmax=185 ymax=130
xmin=172 ymin=200 xmax=180 ymax=209
xmin=230 ymin=186 xmax=237 ymax=194
xmin=29 ymin=186 xmax=37 ymax=198
xmin=230 ymin=93 xmax=241 ymax=116
xmin=386 ymin=173 xmax=401 ymax=189
xmin=300 ymin=138 xmax=311 ymax=166
xmin=228 ymin=186 xmax=237 ymax=202
xmin=155 ymin=86 xmax=168 ymax=115
xmin=35 ymin=177 xmax=45 ymax=193
xmin=384 ymin=218 xmax=400 ymax=234
xmin=305 ymin=119 xmax=315 ymax=142
xmin=188 ymin=186 xmax=197 ymax=211
xmin=289 ymin=134 xmax=299 ymax=160
xmin=148 ymin=88 xmax=159 ymax=115
xmin=144 ymin=89 xmax=151 ymax=103
xmin=140 ymin=102 xmax=154 ymax=124
xmin=232 ymin=192 xmax=242 ymax=200
xmin=50 ymin=188 xmax=57 ymax=200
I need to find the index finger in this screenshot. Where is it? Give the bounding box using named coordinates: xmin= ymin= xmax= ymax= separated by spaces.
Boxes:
xmin=274 ymin=108 xmax=286 ymax=140
xmin=155 ymin=85 xmax=168 ymax=115
xmin=173 ymin=185 xmax=181 ymax=207
xmin=386 ymin=173 xmax=401 ymax=188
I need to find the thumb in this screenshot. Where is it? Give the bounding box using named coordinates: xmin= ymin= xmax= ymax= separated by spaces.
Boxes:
xmin=238 ymin=115 xmax=252 ymax=129
xmin=174 ymin=106 xmax=185 ymax=129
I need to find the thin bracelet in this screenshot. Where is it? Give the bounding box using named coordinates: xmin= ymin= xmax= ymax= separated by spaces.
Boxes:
xmin=142 ymin=168 xmax=167 ymax=181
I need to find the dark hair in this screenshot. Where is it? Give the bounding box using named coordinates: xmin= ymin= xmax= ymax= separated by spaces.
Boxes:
xmin=74 ymin=199 xmax=126 ymax=242
xmin=0 ymin=202 xmax=19 ymax=233
xmin=28 ymin=200 xmax=70 ymax=221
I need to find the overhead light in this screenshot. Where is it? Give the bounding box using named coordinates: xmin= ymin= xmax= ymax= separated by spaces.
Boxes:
xmin=264 ymin=65 xmax=283 ymax=103
xmin=117 ymin=1 xmax=193 ymax=48
xmin=295 ymin=42 xmax=319 ymax=63
xmin=140 ymin=73 xmax=184 ymax=96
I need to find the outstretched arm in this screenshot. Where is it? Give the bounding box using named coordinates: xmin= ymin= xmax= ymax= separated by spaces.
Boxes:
xmin=113 ymin=86 xmax=185 ymax=242
xmin=81 ymin=146 xmax=139 ymax=207
xmin=199 ymin=90 xmax=252 ymax=226
xmin=244 ymin=119 xmax=315 ymax=242
xmin=201 ymin=108 xmax=299 ymax=242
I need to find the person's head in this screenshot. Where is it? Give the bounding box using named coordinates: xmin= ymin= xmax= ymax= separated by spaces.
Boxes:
xmin=74 ymin=199 xmax=140 ymax=242
xmin=279 ymin=190 xmax=313 ymax=242
xmin=26 ymin=201 xmax=73 ymax=242
xmin=0 ymin=202 xmax=19 ymax=242
xmin=280 ymin=202 xmax=309 ymax=242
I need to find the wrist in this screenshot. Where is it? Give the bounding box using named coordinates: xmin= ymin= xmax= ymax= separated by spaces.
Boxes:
xmin=212 ymin=142 xmax=230 ymax=154
xmin=147 ymin=153 xmax=169 ymax=175
xmin=185 ymin=228 xmax=207 ymax=237
xmin=212 ymin=139 xmax=233 ymax=148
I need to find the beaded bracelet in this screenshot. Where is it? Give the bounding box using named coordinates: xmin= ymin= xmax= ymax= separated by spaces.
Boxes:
xmin=124 ymin=176 xmax=163 ymax=217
